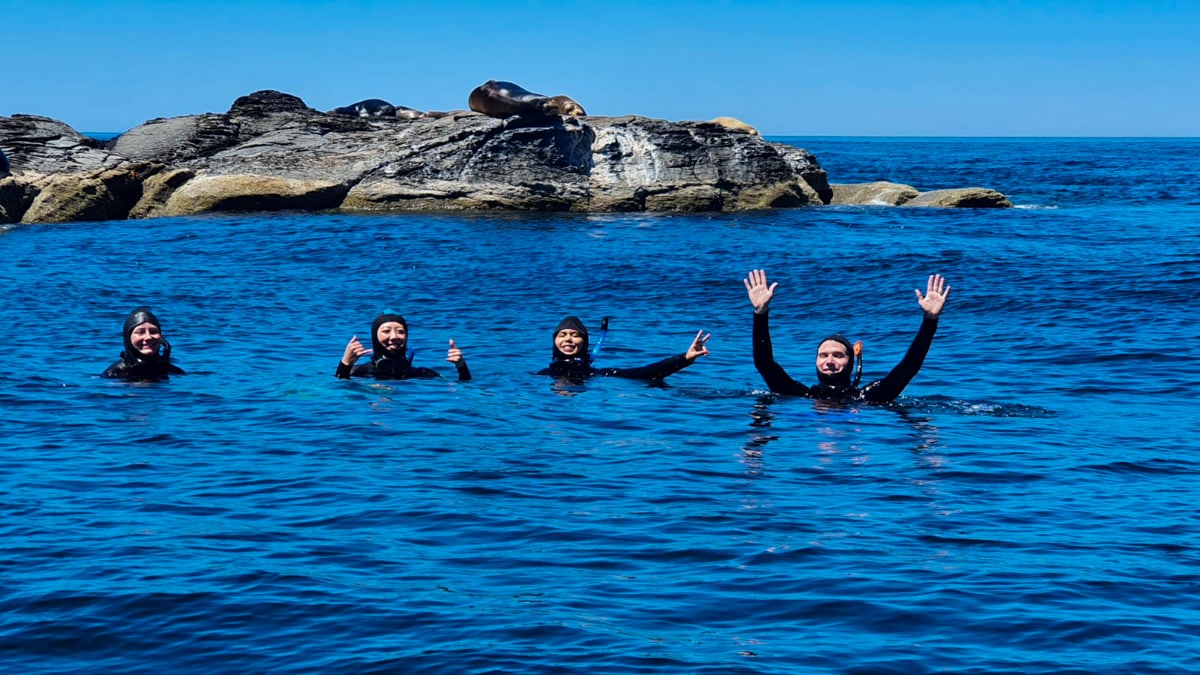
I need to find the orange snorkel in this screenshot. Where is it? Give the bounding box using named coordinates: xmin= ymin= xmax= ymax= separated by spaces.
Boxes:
xmin=853 ymin=340 xmax=863 ymax=387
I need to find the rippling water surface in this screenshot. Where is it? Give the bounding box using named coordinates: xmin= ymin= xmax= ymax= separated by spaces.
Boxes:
xmin=2 ymin=138 xmax=1198 ymax=673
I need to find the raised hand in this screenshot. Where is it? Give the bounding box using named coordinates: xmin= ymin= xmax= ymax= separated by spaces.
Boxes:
xmin=686 ymin=330 xmax=712 ymax=362
xmin=743 ymin=269 xmax=778 ymax=314
xmin=915 ymin=274 xmax=951 ymax=319
xmin=341 ymin=335 xmax=372 ymax=366
xmin=446 ymin=338 xmax=464 ymax=363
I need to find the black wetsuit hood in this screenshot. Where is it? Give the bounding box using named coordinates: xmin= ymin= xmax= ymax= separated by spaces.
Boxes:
xmin=547 ymin=316 xmax=592 ymax=378
xmin=551 ymin=315 xmax=590 ymax=361
xmin=121 ymin=307 xmax=170 ymax=366
xmin=815 ymin=333 xmax=855 ymax=388
xmin=370 ymin=312 xmax=412 ymax=379
xmin=104 ymin=306 xmax=184 ymax=380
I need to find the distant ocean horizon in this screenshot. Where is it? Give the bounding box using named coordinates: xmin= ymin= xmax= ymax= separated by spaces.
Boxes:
xmin=3 ymin=137 xmax=1197 ymax=672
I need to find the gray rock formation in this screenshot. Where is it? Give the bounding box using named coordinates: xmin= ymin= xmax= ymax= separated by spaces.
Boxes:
xmin=1 ymin=89 xmax=1010 ymax=225
xmin=0 ymin=114 xmax=127 ymax=174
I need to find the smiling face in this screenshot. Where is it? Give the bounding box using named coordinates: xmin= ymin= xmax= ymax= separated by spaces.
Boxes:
xmin=376 ymin=321 xmax=408 ymax=354
xmin=554 ymin=329 xmax=586 ymax=357
xmin=128 ymin=321 xmax=163 ymax=357
xmin=816 ymin=339 xmax=850 ymax=377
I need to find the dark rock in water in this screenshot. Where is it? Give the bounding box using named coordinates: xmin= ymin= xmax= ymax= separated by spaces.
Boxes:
xmin=0 ymin=178 xmax=37 ymax=224
xmin=771 ymin=143 xmax=832 ymax=204
xmin=0 ymin=88 xmax=1009 ymax=224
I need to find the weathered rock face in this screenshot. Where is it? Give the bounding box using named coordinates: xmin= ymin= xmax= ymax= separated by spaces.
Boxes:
xmin=831 ymin=181 xmax=921 ymax=206
xmin=903 ymin=188 xmax=1012 ymax=208
xmin=1 ymin=89 xmax=1009 ymax=224
xmin=829 ymin=182 xmax=1013 ymax=208
xmin=0 ymin=114 xmax=127 ymax=175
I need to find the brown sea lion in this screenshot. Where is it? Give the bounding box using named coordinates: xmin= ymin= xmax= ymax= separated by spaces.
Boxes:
xmin=468 ymin=80 xmax=556 ymax=118
xmin=709 ymin=116 xmax=760 ymax=136
xmin=546 ymin=95 xmax=587 ymax=116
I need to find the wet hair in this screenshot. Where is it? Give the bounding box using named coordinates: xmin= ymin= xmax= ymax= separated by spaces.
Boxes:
xmin=551 ymin=316 xmax=590 ymax=362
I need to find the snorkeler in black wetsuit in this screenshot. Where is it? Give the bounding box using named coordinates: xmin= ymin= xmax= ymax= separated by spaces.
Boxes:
xmin=101 ymin=307 xmax=186 ymax=381
xmin=538 ymin=315 xmax=711 ymax=381
xmin=335 ymin=312 xmax=471 ymax=381
xmin=743 ymin=270 xmax=950 ymax=403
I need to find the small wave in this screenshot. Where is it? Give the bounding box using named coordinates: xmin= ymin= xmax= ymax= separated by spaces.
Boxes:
xmin=1013 ymin=204 xmax=1059 ymax=210
xmin=898 ymin=397 xmax=1056 ymax=418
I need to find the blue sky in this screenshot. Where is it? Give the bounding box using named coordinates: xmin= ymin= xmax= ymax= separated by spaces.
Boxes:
xmin=5 ymin=0 xmax=1197 ymax=136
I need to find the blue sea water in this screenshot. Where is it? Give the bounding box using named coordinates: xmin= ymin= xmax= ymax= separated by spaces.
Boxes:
xmin=2 ymin=138 xmax=1198 ymax=673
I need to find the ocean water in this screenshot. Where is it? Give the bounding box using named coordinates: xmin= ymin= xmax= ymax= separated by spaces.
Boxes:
xmin=2 ymin=138 xmax=1198 ymax=673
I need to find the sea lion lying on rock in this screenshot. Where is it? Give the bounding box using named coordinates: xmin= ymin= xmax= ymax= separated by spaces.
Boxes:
xmin=709 ymin=117 xmax=760 ymax=136
xmin=394 ymin=105 xmax=424 ymax=120
xmin=469 ymin=80 xmax=556 ymax=118
xmin=422 ymin=110 xmax=473 ymax=119
xmin=329 ymin=99 xmax=396 ymax=117
xmin=546 ymin=95 xmax=586 ymax=116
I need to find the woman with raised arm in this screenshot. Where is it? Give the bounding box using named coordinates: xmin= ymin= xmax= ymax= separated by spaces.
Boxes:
xmin=744 ymin=269 xmax=949 ymax=403
xmin=336 ymin=312 xmax=470 ymax=381
xmin=538 ymin=315 xmax=711 ymax=381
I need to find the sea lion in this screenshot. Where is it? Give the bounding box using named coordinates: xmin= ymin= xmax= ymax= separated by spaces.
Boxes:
xmin=393 ymin=105 xmax=424 ymax=120
xmin=329 ymin=99 xmax=397 ymax=118
xmin=0 ymin=146 xmax=9 ymax=178
xmin=546 ymin=95 xmax=587 ymax=117
xmin=468 ymin=80 xmax=556 ymax=118
xmin=709 ymin=116 xmax=760 ymax=136
xmin=421 ymin=110 xmax=472 ymax=119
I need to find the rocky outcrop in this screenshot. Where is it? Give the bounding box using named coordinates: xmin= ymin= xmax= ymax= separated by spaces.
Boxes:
xmin=831 ymin=181 xmax=1013 ymax=208
xmin=904 ymin=187 xmax=1012 ymax=208
xmin=1 ymin=89 xmax=1010 ymax=225
xmin=830 ymin=181 xmax=920 ymax=206
xmin=1 ymin=114 xmax=143 ymax=224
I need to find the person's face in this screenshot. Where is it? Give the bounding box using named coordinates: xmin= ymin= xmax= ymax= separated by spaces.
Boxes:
xmin=816 ymin=339 xmax=850 ymax=376
xmin=376 ymin=322 xmax=408 ymax=353
xmin=555 ymin=329 xmax=585 ymax=357
xmin=129 ymin=322 xmax=162 ymax=356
